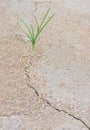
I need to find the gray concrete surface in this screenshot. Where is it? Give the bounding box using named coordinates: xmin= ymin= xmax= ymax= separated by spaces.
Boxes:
xmin=0 ymin=0 xmax=90 ymax=129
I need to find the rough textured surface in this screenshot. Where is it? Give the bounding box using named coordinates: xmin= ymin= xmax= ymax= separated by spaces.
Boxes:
xmin=0 ymin=0 xmax=90 ymax=129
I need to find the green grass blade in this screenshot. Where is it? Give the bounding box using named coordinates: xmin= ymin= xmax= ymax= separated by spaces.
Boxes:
xmin=17 ymin=15 xmax=33 ymax=41
xmin=35 ymin=14 xmax=54 ymax=41
xmin=40 ymin=14 xmax=55 ymax=32
xmin=31 ymin=25 xmax=35 ymax=42
xmin=18 ymin=25 xmax=32 ymax=42
xmin=17 ymin=8 xmax=55 ymax=55
xmin=31 ymin=25 xmax=34 ymax=37
xmin=38 ymin=8 xmax=50 ymax=31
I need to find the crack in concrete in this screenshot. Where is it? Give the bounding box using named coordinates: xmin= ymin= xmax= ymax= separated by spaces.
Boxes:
xmin=24 ymin=65 xmax=90 ymax=130
xmin=23 ymin=2 xmax=90 ymax=130
xmin=25 ymin=66 xmax=39 ymax=97
xmin=32 ymin=1 xmax=38 ymax=28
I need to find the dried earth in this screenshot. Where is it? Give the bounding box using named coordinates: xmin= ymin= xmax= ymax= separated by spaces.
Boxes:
xmin=0 ymin=0 xmax=90 ymax=130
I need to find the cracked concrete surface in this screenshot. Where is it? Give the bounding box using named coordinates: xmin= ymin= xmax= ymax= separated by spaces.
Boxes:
xmin=0 ymin=0 xmax=90 ymax=129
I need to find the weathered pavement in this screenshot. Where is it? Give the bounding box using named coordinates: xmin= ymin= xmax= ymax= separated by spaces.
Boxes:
xmin=0 ymin=0 xmax=90 ymax=129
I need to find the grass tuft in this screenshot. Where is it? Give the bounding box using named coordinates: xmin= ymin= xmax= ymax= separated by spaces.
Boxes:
xmin=17 ymin=8 xmax=55 ymax=55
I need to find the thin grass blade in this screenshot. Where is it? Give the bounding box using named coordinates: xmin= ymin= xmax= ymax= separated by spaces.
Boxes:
xmin=17 ymin=15 xmax=33 ymax=41
xmin=38 ymin=8 xmax=50 ymax=31
xmin=31 ymin=25 xmax=35 ymax=43
xmin=17 ymin=9 xmax=55 ymax=55
xmin=18 ymin=25 xmax=32 ymax=41
xmin=35 ymin=14 xmax=55 ymax=41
